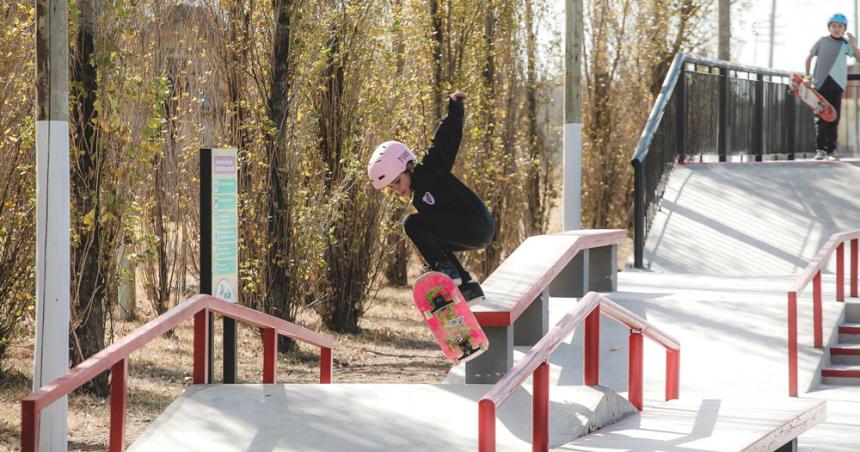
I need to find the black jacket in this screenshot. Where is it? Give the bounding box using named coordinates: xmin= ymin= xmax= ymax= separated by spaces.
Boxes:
xmin=411 ymin=99 xmax=486 ymax=215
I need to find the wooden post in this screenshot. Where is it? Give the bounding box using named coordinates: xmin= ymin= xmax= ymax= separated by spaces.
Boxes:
xmin=718 ymin=0 xmax=730 ymax=60
xmin=34 ymin=0 xmax=70 ymax=447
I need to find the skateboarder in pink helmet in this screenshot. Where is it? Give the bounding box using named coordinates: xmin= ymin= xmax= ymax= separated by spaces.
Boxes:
xmin=804 ymin=13 xmax=860 ymax=160
xmin=367 ymin=91 xmax=493 ymax=303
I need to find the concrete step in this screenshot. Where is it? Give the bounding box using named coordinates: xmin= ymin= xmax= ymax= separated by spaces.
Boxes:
xmin=839 ymin=323 xmax=860 ymax=344
xmin=821 ymin=364 xmax=860 ymax=385
xmin=846 ymin=302 xmax=860 ymax=324
xmin=830 ymin=343 xmax=860 ymax=365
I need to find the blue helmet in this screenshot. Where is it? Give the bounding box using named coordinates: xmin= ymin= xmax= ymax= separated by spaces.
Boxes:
xmin=829 ymin=13 xmax=848 ymax=26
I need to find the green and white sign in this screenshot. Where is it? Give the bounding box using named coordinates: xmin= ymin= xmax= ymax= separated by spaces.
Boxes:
xmin=209 ymin=148 xmax=239 ymax=303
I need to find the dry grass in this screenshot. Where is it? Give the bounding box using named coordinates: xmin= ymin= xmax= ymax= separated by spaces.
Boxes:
xmin=0 ymin=281 xmax=447 ymax=451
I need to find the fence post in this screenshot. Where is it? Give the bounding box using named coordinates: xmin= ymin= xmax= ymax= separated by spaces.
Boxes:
xmin=676 ymin=66 xmax=686 ymax=162
xmin=584 ymin=308 xmax=600 ymax=386
xmin=753 ymin=74 xmax=764 ymax=161
xmin=109 ymin=359 xmax=128 ymax=452
xmin=852 ymin=239 xmax=858 ymax=297
xmin=21 ymin=400 xmax=38 ymax=452
xmin=814 ymin=271 xmax=823 ymax=348
xmin=478 ymin=399 xmax=496 ymax=452
xmin=786 ymin=82 xmax=796 ymax=160
xmin=837 ymin=243 xmax=845 ymax=301
xmin=633 ymin=160 xmax=644 ymax=268
xmin=263 ymin=328 xmax=277 ymax=384
xmin=666 ymin=348 xmax=680 ymax=401
xmin=320 ymin=347 xmax=332 ymax=384
xmin=718 ymin=67 xmax=729 ymax=161
xmin=628 ymin=331 xmax=644 ymax=411
xmin=788 ymin=291 xmax=798 ymax=397
xmin=532 ymin=362 xmax=550 ymax=452
xmin=193 ymin=309 xmax=209 ymax=384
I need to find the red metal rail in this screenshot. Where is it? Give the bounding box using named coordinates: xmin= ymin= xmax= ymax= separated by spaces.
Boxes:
xmin=20 ymin=294 xmax=333 ymax=451
xmin=478 ymin=292 xmax=680 ymax=452
xmin=787 ymin=229 xmax=860 ymax=397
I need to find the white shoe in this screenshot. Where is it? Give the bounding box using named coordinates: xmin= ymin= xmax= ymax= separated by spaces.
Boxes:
xmin=827 ymin=152 xmax=840 ymax=161
xmin=814 ymin=150 xmax=827 ymax=160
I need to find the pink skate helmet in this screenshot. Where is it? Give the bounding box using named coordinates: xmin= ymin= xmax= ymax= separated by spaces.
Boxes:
xmin=367 ymin=141 xmax=417 ymax=190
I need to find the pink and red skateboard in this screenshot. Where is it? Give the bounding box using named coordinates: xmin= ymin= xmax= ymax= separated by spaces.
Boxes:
xmin=788 ymin=72 xmax=837 ymax=122
xmin=412 ymin=272 xmax=489 ymax=365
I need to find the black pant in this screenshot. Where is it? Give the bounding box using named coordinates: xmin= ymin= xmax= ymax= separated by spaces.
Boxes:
xmin=403 ymin=205 xmax=494 ymax=283
xmin=816 ymin=76 xmax=843 ymax=153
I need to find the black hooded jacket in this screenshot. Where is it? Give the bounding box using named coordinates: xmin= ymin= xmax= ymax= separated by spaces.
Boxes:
xmin=410 ymin=99 xmax=486 ymax=216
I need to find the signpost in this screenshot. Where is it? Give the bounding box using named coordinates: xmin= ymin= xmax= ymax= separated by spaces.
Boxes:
xmin=200 ymin=148 xmax=239 ymax=383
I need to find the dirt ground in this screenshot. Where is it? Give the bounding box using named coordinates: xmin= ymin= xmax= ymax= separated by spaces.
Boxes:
xmin=0 ymin=280 xmax=447 ymax=451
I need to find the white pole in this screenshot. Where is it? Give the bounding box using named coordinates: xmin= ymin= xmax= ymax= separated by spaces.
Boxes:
xmin=768 ymin=0 xmax=776 ymax=67
xmin=564 ymin=0 xmax=582 ymax=231
xmin=846 ymin=0 xmax=860 ymax=154
xmin=34 ymin=0 xmax=70 ymax=448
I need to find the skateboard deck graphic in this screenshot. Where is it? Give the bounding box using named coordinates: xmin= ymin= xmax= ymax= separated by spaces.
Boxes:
xmin=412 ymin=272 xmax=489 ymax=365
xmin=788 ymin=72 xmax=837 ymax=122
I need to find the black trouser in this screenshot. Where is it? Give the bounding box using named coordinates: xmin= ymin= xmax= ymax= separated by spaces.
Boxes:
xmin=816 ymin=76 xmax=844 ymax=153
xmin=403 ymin=205 xmax=494 ymax=283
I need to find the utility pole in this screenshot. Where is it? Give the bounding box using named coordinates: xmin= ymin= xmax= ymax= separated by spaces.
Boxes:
xmin=769 ymin=0 xmax=777 ymax=67
xmin=719 ymin=0 xmax=730 ymax=60
xmin=564 ymin=0 xmax=582 ymax=230
xmin=34 ymin=0 xmax=70 ymax=448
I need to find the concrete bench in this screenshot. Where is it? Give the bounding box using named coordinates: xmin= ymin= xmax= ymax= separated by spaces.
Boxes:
xmin=467 ymin=230 xmax=627 ymax=384
xmin=564 ymin=396 xmax=826 ymax=451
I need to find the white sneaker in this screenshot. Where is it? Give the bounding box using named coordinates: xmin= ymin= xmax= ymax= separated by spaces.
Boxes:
xmin=827 ymin=152 xmax=840 ymax=161
xmin=814 ymin=150 xmax=827 ymax=160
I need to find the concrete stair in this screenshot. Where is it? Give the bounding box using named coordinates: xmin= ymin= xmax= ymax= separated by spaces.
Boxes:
xmin=823 ymin=302 xmax=860 ymax=385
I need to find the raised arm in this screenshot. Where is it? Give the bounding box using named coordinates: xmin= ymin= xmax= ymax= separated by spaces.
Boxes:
xmin=422 ymin=92 xmax=467 ymax=174
xmin=849 ymin=33 xmax=860 ymax=61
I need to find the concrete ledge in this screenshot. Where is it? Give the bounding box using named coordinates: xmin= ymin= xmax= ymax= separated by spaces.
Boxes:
xmin=557 ymin=397 xmax=826 ymax=451
xmin=129 ymin=384 xmax=636 ymax=452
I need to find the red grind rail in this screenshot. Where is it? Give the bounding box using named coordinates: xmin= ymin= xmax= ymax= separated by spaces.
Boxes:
xmin=20 ymin=294 xmax=334 ymax=452
xmin=478 ymin=292 xmax=680 ymax=452
xmin=787 ymin=229 xmax=860 ymax=397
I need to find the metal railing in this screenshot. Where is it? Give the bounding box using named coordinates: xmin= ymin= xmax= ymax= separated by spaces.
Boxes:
xmin=787 ymin=229 xmax=860 ymax=397
xmin=20 ymin=295 xmax=334 ymax=451
xmin=477 ymin=292 xmax=680 ymax=452
xmin=632 ymin=54 xmax=817 ymax=268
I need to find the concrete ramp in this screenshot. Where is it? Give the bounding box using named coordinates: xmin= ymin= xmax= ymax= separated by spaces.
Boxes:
xmin=642 ymin=161 xmax=860 ymax=276
xmin=128 ymin=384 xmax=636 ymax=452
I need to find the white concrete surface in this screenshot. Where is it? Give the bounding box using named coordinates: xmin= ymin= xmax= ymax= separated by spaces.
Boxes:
xmin=641 ymin=161 xmax=860 ymax=275
xmin=557 ymin=397 xmax=825 ymax=451
xmin=447 ymin=272 xmax=844 ymax=397
xmin=128 ymin=384 xmax=635 ymax=452
xmin=444 ymin=270 xmax=854 ymax=450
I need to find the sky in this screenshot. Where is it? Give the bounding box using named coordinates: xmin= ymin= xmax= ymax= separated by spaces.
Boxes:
xmin=542 ymin=0 xmax=860 ymax=73
xmin=733 ymin=0 xmax=859 ymax=71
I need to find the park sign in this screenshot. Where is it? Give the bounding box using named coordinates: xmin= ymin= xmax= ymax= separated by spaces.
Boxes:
xmin=200 ymin=148 xmax=239 ymax=303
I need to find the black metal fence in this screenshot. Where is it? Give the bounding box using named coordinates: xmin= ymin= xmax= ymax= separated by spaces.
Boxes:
xmin=631 ymin=54 xmax=817 ymax=268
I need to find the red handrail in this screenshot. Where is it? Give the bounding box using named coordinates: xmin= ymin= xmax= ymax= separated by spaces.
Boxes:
xmin=20 ymin=294 xmax=334 ymax=451
xmin=787 ymin=229 xmax=860 ymax=397
xmin=478 ymin=292 xmax=680 ymax=452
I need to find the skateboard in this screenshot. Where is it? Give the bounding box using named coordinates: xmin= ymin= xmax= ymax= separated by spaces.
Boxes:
xmin=412 ymin=272 xmax=489 ymax=365
xmin=788 ymin=72 xmax=837 ymax=122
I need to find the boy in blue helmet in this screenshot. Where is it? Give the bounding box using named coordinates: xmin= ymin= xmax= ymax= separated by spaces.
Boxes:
xmin=805 ymin=13 xmax=860 ymax=160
